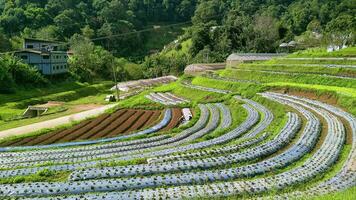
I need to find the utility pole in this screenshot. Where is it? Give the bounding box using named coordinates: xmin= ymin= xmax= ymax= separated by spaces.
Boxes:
xmin=111 ymin=50 xmax=120 ymax=101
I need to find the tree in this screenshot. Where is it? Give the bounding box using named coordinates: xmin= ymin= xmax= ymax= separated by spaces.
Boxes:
xmin=69 ymin=34 xmax=127 ymax=82
xmin=0 ymin=54 xmax=47 ymax=93
xmin=250 ymin=15 xmax=280 ymax=52
xmin=0 ymin=31 xmax=11 ymax=52
xmin=325 ymin=14 xmax=355 ymax=46
xmin=54 ymin=9 xmax=81 ymax=38
xmin=81 ymin=25 xmax=95 ymax=39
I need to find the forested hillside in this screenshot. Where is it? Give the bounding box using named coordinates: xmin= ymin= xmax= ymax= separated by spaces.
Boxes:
xmin=0 ymin=0 xmax=354 ymax=90
xmin=0 ymin=0 xmax=196 ymax=57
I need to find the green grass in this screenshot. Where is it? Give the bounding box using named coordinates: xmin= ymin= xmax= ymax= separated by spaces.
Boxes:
xmin=220 ymin=69 xmax=356 ymax=89
xmin=140 ymin=23 xmax=187 ymax=57
xmin=0 ymin=82 xmax=114 ymax=131
xmin=0 ymin=169 xmax=70 ymax=184
xmin=234 ymin=63 xmax=356 ymax=77
xmin=0 ymin=81 xmax=98 ymax=104
xmin=265 ymin=58 xmax=356 ymax=65
xmin=266 ymin=82 xmax=356 ymax=98
xmin=162 ymin=39 xmax=192 ymax=57
xmin=287 ymin=47 xmax=356 ymax=58
xmin=191 ymin=76 xmax=265 ymax=98
xmin=311 ymin=186 xmax=356 ymax=200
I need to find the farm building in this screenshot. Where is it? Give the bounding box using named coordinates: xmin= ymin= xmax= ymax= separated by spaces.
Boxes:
xmin=14 ymin=38 xmax=69 ymax=75
xmin=22 ymin=38 xmax=60 ymax=51
xmin=226 ymin=53 xmax=287 ymax=67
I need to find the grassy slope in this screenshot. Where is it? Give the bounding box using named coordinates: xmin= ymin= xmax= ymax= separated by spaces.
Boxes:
xmin=287 ymin=47 xmax=356 ymax=58
xmin=136 ymin=23 xmax=187 ymax=58
xmin=162 ymin=39 xmax=192 ymax=57
xmin=217 ymin=47 xmax=356 ymax=115
xmin=0 ymin=79 xmax=228 ymax=145
xmin=220 ymin=69 xmax=356 ymax=89
xmin=235 ymin=63 xmax=356 ymax=77
xmin=312 ymin=186 xmax=356 ymax=200
xmin=0 ymin=81 xmax=113 ymax=131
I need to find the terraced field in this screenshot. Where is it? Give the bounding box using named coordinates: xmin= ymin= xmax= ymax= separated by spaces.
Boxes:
xmin=0 ymin=109 xmax=184 ymax=148
xmin=0 ymin=49 xmax=355 ymax=199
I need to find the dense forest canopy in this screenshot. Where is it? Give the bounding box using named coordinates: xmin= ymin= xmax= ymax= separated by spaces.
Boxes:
xmin=0 ymin=0 xmax=354 ymax=56
xmin=0 ymin=0 xmax=197 ymax=57
xmin=0 ymin=0 xmax=354 ymax=90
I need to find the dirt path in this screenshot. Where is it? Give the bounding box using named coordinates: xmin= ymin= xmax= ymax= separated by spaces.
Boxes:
xmin=0 ymin=104 xmax=118 ymax=139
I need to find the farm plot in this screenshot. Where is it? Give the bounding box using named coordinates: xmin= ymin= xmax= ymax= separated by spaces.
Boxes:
xmin=0 ymin=65 xmax=355 ymax=200
xmin=145 ymin=92 xmax=189 ymax=105
xmin=0 ymin=109 xmax=163 ymax=147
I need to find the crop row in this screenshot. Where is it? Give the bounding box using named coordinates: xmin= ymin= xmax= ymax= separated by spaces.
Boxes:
xmin=69 ymin=105 xmax=285 ymax=181
xmin=146 ymin=92 xmax=189 ymax=105
xmin=0 ymin=104 xmax=212 ymax=176
xmin=1 ymin=109 xmax=162 ymax=147
xmin=22 ymin=92 xmax=346 ymax=200
xmin=0 ymin=111 xmax=305 ymax=197
xmin=263 ymin=92 xmax=356 ymax=199
xmin=147 ymin=96 xmax=269 ymax=164
xmin=0 ymin=109 xmax=171 ymax=152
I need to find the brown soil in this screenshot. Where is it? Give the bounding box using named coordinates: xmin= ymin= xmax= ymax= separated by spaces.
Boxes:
xmin=89 ymin=110 xmax=135 ymax=139
xmin=161 ymin=108 xmax=183 ymax=131
xmin=57 ymin=114 xmax=111 ymax=143
xmin=271 ymin=89 xmax=338 ymax=107
xmin=35 ymin=101 xmax=64 ymax=108
xmin=77 ymin=110 xmax=128 ymax=140
xmin=106 ymin=111 xmax=145 ymax=137
xmin=70 ymin=104 xmax=104 ymax=113
xmin=38 ymin=120 xmax=93 ymax=145
xmin=0 ymin=109 xmax=165 ymax=147
xmin=143 ymin=111 xmax=161 ymax=127
xmin=126 ymin=111 xmax=153 ymax=133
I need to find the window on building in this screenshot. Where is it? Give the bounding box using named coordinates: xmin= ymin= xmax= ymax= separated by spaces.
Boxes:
xmin=53 ymin=66 xmax=55 ymax=71
xmin=21 ymin=55 xmax=28 ymax=59
xmin=26 ymin=45 xmax=34 ymax=49
xmin=43 ymin=55 xmax=49 ymax=59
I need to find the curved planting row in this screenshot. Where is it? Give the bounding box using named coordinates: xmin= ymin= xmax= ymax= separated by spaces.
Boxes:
xmin=146 ymin=92 xmax=189 ymax=105
xmin=146 ymin=96 xmax=271 ymax=164
xmin=181 ymin=82 xmax=231 ymax=94
xmin=262 ymin=92 xmax=356 ymax=199
xmin=0 ymin=112 xmax=305 ymax=197
xmin=22 ymin=92 xmax=347 ymax=200
xmin=148 ymin=132 xmax=269 ymax=164
xmin=161 ymin=108 xmax=183 ymax=132
xmin=0 ymin=109 xmax=172 ymax=152
xmin=0 ymin=104 xmax=213 ymax=176
xmin=0 ymin=105 xmax=210 ymax=167
xmin=69 ymin=106 xmax=294 ymax=181
xmin=0 ymin=109 xmax=162 ymax=147
xmin=0 ymin=83 xmax=354 ymax=200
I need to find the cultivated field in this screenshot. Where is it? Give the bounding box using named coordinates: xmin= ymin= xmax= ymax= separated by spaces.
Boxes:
xmin=0 ymin=48 xmax=355 ymax=200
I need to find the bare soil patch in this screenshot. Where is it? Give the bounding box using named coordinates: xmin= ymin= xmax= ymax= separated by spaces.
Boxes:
xmin=35 ymin=101 xmax=64 ymax=108
xmin=161 ymin=108 xmax=183 ymax=131
xmin=0 ymin=109 xmax=165 ymax=147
